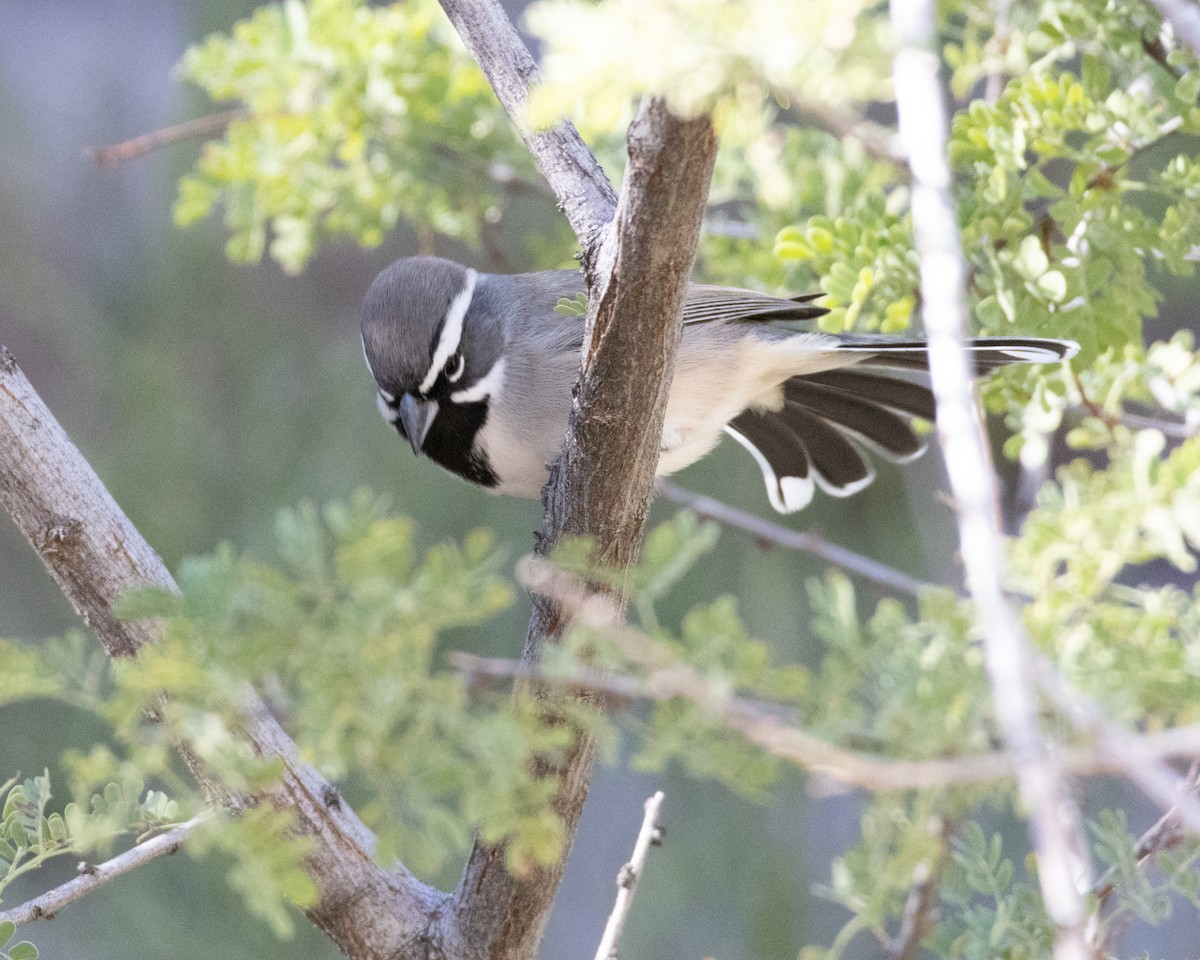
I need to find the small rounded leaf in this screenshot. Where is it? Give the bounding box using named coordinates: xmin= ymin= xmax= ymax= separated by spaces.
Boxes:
xmin=1036 ymin=270 xmax=1067 ymax=302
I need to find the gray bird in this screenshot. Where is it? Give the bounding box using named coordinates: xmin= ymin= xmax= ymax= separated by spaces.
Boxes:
xmin=361 ymin=255 xmax=1077 ymax=513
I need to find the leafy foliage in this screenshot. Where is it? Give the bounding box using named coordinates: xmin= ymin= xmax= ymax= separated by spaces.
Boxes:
xmin=0 ymin=766 xmax=184 ymax=960
xmin=0 ymin=920 xmax=37 ymax=960
xmin=173 ymin=0 xmax=539 ymax=271
xmin=5 ymin=0 xmax=1200 ymax=956
xmin=113 ymin=492 xmax=574 ymax=875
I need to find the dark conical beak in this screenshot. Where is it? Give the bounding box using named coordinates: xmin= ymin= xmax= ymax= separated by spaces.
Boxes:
xmin=398 ymin=394 xmax=438 ymax=456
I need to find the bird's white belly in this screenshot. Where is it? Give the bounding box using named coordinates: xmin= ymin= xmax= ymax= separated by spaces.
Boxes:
xmin=480 ymin=329 xmax=853 ymax=493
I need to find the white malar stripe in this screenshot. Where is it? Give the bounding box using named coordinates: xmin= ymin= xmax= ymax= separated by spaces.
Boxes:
xmin=450 ymin=357 xmax=506 ymax=405
xmin=725 ymin=426 xmax=815 ymax=514
xmin=376 ymin=391 xmax=399 ymax=423
xmin=419 ymin=269 xmax=478 ymax=395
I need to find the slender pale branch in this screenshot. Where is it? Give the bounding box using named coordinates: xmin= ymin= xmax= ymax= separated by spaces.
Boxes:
xmin=593 ymin=792 xmax=665 ymax=960
xmin=0 ymin=816 xmax=208 ymax=927
xmin=657 ymin=481 xmax=945 ymax=599
xmin=0 ymin=348 xmax=442 ymax=959
xmin=784 ymin=98 xmax=907 ymax=169
xmin=888 ymin=2 xmax=1093 ymax=957
xmin=436 ymin=0 xmax=617 ymax=257
xmin=448 ymin=651 xmax=1200 ymax=792
xmin=1035 ymin=663 xmax=1200 ymax=836
xmin=85 ymin=110 xmax=248 ymax=166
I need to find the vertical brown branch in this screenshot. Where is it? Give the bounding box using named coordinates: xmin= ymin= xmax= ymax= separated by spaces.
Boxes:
xmin=436 ymin=98 xmax=717 ymax=960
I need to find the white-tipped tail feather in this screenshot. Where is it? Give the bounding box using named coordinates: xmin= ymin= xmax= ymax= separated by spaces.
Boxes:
xmin=728 ymin=335 xmax=1077 ymax=513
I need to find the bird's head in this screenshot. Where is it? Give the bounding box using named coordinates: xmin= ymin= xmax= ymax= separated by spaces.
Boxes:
xmin=360 ymin=256 xmax=506 ymax=466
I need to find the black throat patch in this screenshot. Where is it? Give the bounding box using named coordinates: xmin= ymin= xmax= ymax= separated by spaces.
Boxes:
xmin=397 ymin=399 xmax=497 ymax=488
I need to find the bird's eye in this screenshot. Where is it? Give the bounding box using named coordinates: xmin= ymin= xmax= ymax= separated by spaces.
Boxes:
xmin=443 ymin=352 xmax=465 ymax=383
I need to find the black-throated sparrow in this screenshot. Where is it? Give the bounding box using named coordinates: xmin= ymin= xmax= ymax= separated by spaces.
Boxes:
xmin=361 ymin=256 xmax=1076 ymax=513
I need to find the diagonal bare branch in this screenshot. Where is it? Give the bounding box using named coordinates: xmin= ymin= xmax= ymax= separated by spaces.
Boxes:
xmin=593 ymin=792 xmax=666 ymax=960
xmin=888 ymin=1 xmax=1094 ymax=957
xmin=0 ymin=347 xmax=442 ymax=958
xmin=0 ymin=816 xmax=209 ymax=928
xmin=657 ymin=480 xmax=944 ymax=599
xmin=1143 ymin=0 xmax=1200 ymax=60
xmin=448 ymin=651 xmax=1200 ymax=793
xmin=436 ymin=0 xmax=618 ymax=257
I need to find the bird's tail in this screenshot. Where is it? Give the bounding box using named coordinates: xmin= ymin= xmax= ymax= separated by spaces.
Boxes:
xmin=727 ymin=336 xmax=1077 ymax=514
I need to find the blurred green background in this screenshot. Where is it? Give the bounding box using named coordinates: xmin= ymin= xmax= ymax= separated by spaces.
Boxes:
xmin=2 ymin=1 xmax=1195 ymax=957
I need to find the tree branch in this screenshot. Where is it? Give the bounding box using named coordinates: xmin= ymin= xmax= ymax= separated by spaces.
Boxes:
xmin=888 ymin=3 xmax=1094 ymax=958
xmin=1142 ymin=0 xmax=1200 ymax=61
xmin=448 ymin=651 xmax=1200 ymax=793
xmin=0 ymin=348 xmax=443 ymax=959
xmin=657 ymin=481 xmax=944 ymax=599
xmin=1035 ymin=662 xmax=1200 ymax=836
xmin=84 ymin=110 xmax=248 ymax=166
xmin=434 ymin=7 xmax=717 ymax=957
xmin=433 ymin=93 xmax=717 ymax=960
xmin=593 ymin=792 xmax=665 ymax=960
xmin=784 ymin=98 xmax=907 ymax=170
xmin=0 ymin=816 xmax=208 ymax=927
xmin=436 ymin=0 xmax=618 ymax=258
xmin=1091 ymin=762 xmax=1200 ymax=907
xmin=886 ymin=818 xmax=955 ymax=960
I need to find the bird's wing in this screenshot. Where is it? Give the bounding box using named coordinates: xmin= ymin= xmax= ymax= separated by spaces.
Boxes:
xmin=682 ymin=284 xmax=828 ymax=326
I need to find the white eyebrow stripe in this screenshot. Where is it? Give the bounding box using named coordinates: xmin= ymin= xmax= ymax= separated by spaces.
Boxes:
xmin=419 ymin=269 xmax=477 ymax=395
xmin=450 ymin=357 xmax=506 ymax=405
xmin=362 ymin=334 xmax=379 ymax=380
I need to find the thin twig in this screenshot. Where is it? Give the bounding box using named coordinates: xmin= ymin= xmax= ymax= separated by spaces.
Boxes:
xmin=785 ymin=98 xmax=907 ymax=169
xmin=1070 ymin=373 xmax=1196 ymax=439
xmin=0 ymin=815 xmax=208 ymax=927
xmin=1036 ymin=663 xmax=1200 ymax=836
xmin=1142 ymin=32 xmax=1185 ymax=81
xmin=656 ymin=481 xmax=946 ymax=599
xmin=1116 ymin=410 xmax=1197 ymax=439
xmin=592 ymin=792 xmax=666 ymax=960
xmin=1090 ymin=762 xmax=1200 ymax=907
xmin=448 ymin=651 xmax=1200 ymax=792
xmin=84 ymin=110 xmax=248 ymax=166
xmin=889 ymin=0 xmax=1093 ymax=956
xmin=1142 ymin=0 xmax=1200 ymax=61
xmin=436 ymin=0 xmax=617 ymax=255
xmin=886 ymin=818 xmax=956 ymax=960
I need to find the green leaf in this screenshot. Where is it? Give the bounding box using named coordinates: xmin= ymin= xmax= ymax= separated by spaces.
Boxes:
xmin=1176 ymin=71 xmax=1200 ymax=105
xmin=1036 ymin=270 xmax=1067 ymax=301
xmin=1015 ymin=235 xmax=1049 ymax=279
xmin=554 ymin=293 xmax=588 ymax=316
xmin=7 ymin=942 xmax=39 ymax=960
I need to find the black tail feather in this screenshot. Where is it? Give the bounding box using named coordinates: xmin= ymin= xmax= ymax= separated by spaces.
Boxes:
xmin=783 ymin=378 xmax=926 ymax=461
xmin=833 ymin=336 xmax=1077 ymax=372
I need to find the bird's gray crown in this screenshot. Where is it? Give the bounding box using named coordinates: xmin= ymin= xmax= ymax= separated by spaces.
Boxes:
xmin=360 ymin=256 xmax=475 ymax=396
